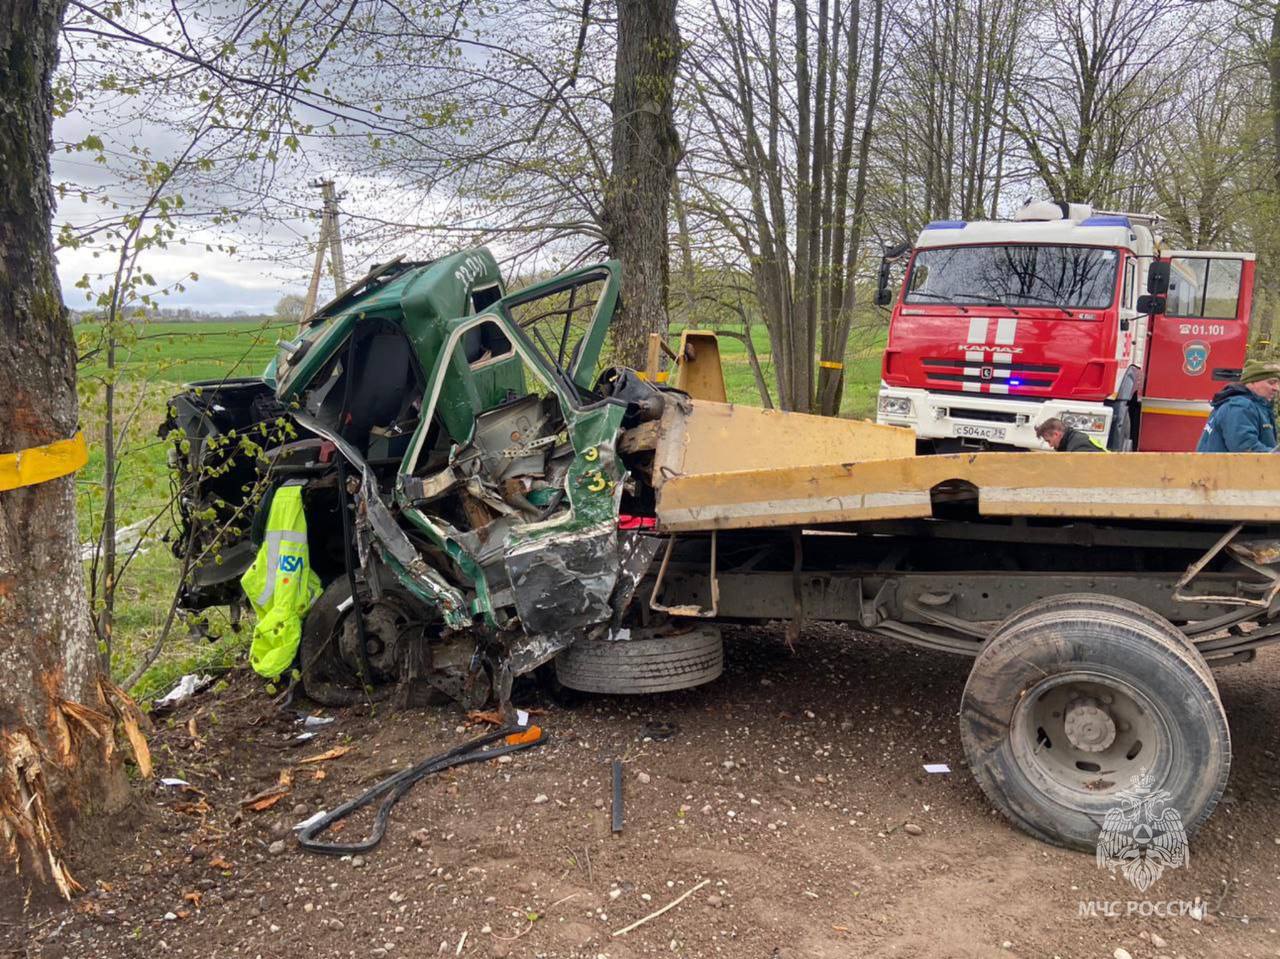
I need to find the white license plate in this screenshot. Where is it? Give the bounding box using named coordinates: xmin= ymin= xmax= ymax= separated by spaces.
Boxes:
xmin=953 ymin=424 xmax=1006 ymax=441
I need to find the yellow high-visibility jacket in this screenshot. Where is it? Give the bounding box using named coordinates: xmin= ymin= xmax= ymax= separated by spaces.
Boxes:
xmin=241 ymin=484 xmax=323 ymax=680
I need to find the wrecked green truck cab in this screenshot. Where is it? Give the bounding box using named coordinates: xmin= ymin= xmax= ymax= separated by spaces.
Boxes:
xmin=164 ymin=248 xmax=668 ymax=706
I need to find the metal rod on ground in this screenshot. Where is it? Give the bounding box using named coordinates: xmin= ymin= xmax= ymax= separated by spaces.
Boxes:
xmin=611 ymin=760 xmax=623 ymax=834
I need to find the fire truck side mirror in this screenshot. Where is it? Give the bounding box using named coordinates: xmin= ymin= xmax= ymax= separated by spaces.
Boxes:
xmin=875 ymin=259 xmax=894 ymax=306
xmin=1146 ymin=261 xmax=1171 ymax=296
xmin=1136 ymin=294 xmax=1165 ymax=315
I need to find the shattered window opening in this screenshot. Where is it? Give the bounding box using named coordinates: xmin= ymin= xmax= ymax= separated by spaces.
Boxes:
xmin=463 ymin=320 xmax=514 ymax=370
xmin=403 ymin=314 xmax=567 ymax=481
xmin=505 ymin=274 xmax=611 ymax=385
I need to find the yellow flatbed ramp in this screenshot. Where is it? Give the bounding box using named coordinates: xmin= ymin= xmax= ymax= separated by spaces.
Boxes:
xmin=651 ymin=401 xmax=1280 ymax=531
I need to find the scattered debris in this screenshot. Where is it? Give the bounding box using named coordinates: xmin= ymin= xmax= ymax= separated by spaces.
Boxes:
xmin=299 ymin=745 xmax=352 ymax=764
xmin=612 ymin=878 xmax=711 ymax=937
xmin=154 ymin=674 xmax=215 ymax=710
xmin=298 ymin=715 xmax=336 ymax=729
xmin=642 ymin=720 xmax=678 ymax=741
xmin=903 ymin=823 xmax=924 ymax=836
xmin=240 ymin=785 xmax=291 ymax=812
xmin=923 ymin=763 xmax=951 ymax=774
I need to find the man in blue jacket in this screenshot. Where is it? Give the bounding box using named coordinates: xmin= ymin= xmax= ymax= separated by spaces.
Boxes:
xmin=1196 ymin=359 xmax=1280 ymax=452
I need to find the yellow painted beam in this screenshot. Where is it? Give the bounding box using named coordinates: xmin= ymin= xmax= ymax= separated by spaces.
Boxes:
xmin=655 ymin=450 xmax=1280 ymax=531
xmin=653 ymin=400 xmax=915 ymax=482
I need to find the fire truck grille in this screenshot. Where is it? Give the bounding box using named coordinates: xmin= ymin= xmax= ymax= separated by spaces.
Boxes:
xmin=921 ymin=357 xmax=1059 ymax=390
xmin=946 ymin=407 xmax=1020 ymax=424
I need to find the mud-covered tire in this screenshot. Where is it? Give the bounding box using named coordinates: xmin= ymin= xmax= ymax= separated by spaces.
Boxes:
xmin=960 ymin=603 xmax=1230 ymax=851
xmin=555 ymin=626 xmax=723 ymax=694
xmin=992 ymin=593 xmax=1210 ymax=683
xmin=299 ymin=579 xmax=399 ymax=707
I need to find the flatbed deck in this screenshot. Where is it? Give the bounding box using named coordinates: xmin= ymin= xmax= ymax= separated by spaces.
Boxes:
xmin=652 ymin=401 xmax=1280 ymax=531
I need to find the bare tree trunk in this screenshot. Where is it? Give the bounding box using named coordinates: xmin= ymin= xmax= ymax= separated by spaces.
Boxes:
xmin=0 ymin=0 xmax=128 ymax=904
xmin=670 ymin=170 xmax=698 ymax=321
xmin=602 ymin=0 xmax=682 ymax=368
xmin=817 ymin=0 xmax=885 ymax=415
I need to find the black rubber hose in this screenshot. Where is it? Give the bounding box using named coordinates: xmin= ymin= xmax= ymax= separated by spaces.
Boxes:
xmin=296 ymin=725 xmax=548 ymax=855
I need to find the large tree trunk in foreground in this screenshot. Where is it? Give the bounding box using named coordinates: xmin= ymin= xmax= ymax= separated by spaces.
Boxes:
xmin=0 ymin=0 xmax=128 ymax=906
xmin=602 ymin=0 xmax=682 ymax=369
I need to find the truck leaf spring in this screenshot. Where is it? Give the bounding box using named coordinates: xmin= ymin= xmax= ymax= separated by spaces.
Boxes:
xmin=871 ymin=620 xmax=983 ymax=657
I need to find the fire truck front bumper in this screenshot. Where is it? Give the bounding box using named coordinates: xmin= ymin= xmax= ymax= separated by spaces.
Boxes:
xmin=875 ymin=386 xmax=1112 ymax=450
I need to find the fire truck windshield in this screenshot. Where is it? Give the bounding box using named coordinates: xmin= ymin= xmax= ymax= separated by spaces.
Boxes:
xmin=904 ymin=244 xmax=1118 ymax=310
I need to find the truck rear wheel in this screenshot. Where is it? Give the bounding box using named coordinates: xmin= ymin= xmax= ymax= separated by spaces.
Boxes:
xmin=992 ymin=592 xmax=1210 ymax=683
xmin=960 ymin=601 xmax=1230 ymax=850
xmin=555 ymin=625 xmax=723 ymax=694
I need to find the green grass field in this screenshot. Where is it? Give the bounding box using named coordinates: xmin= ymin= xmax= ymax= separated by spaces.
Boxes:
xmin=76 ymin=319 xmax=289 ymax=383
xmin=76 ymin=315 xmax=887 ymax=699
xmin=75 ymin=320 xmax=289 ymax=698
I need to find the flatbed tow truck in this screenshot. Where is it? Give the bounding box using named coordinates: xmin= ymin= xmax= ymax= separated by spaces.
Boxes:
xmin=165 ymin=248 xmax=1280 ymax=852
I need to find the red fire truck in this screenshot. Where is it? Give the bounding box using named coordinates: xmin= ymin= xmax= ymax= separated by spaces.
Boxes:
xmin=874 ymin=200 xmax=1255 ymax=451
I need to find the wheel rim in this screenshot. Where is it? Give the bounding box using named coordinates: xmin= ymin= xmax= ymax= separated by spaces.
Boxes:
xmin=337 ymin=602 xmax=403 ymax=683
xmin=1009 ymin=670 xmax=1171 ymax=805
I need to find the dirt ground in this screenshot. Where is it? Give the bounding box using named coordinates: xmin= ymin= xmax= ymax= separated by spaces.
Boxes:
xmin=5 ymin=623 xmax=1280 ymax=959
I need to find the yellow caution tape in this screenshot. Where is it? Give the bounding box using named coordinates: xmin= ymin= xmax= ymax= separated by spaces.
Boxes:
xmin=818 ymin=360 xmax=844 ymax=370
xmin=0 ymin=431 xmax=89 ymax=492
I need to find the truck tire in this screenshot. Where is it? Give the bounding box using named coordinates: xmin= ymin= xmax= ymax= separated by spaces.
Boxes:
xmin=960 ymin=603 xmax=1230 ymax=851
xmin=1106 ymin=399 xmax=1136 ymax=451
xmin=991 ymin=593 xmax=1210 ymax=683
xmin=555 ymin=626 xmax=723 ymax=694
xmin=300 ymin=579 xmax=403 ymax=707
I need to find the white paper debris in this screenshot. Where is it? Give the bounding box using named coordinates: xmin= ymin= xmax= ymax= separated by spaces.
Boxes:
xmin=160 ymin=778 xmax=191 ymax=788
xmin=516 ymin=709 xmax=530 ymax=728
xmin=155 ymin=674 xmax=213 ymax=708
xmin=298 ymin=715 xmax=335 ymax=728
xmin=923 ymin=763 xmax=951 ymax=774
xmin=295 ymin=732 xmax=317 ymax=742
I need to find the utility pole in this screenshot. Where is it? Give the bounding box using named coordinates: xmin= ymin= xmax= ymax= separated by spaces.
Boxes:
xmin=302 ymin=178 xmax=348 ymax=319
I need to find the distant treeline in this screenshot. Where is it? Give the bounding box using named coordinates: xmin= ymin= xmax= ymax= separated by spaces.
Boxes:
xmin=69 ymin=308 xmax=274 ymax=324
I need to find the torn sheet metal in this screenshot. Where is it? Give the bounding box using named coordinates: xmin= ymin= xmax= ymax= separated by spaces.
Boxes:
xmin=504 ymin=521 xmax=620 ymax=635
xmin=295 ymin=412 xmax=470 ymax=627
xmin=611 ymin=532 xmax=664 ymax=623
xmin=506 ymin=630 xmax=581 ymax=675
